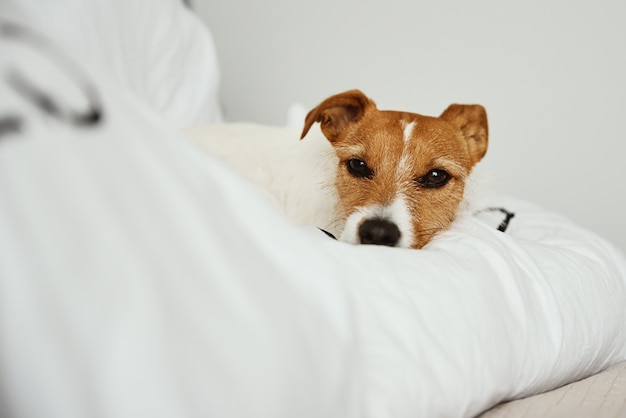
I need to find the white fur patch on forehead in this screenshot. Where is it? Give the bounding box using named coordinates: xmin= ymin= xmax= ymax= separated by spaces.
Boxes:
xmin=339 ymin=195 xmax=414 ymax=248
xmin=396 ymin=121 xmax=415 ymax=179
xmin=401 ymin=121 xmax=415 ymax=143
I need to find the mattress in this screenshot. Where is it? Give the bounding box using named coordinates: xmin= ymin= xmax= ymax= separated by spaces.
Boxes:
xmin=482 ymin=361 xmax=626 ymax=417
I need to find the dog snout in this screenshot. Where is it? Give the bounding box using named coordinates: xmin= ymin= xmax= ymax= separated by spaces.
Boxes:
xmin=358 ymin=219 xmax=401 ymax=247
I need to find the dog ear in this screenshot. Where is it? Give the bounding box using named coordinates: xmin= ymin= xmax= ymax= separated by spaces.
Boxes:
xmin=300 ymin=89 xmax=376 ymax=142
xmin=439 ymin=104 xmax=488 ymax=165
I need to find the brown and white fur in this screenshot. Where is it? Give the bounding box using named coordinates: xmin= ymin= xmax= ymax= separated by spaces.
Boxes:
xmin=300 ymin=89 xmax=488 ymax=249
xmin=187 ymin=89 xmax=488 ymax=249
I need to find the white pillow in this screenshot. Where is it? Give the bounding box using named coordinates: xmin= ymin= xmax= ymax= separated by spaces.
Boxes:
xmin=1 ymin=21 xmax=625 ymax=418
xmin=1 ymin=0 xmax=222 ymax=128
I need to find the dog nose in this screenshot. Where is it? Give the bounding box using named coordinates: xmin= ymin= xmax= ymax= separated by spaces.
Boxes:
xmin=359 ymin=219 xmax=401 ymax=247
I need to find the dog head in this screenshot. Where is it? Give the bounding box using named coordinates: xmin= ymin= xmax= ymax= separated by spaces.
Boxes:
xmin=301 ymin=89 xmax=488 ymax=249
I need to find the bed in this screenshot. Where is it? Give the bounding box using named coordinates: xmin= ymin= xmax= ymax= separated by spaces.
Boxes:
xmin=1 ymin=0 xmax=625 ymax=417
xmin=482 ymin=361 xmax=626 ymax=417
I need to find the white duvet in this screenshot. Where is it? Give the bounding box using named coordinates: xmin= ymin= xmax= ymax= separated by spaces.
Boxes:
xmin=1 ymin=1 xmax=625 ymax=417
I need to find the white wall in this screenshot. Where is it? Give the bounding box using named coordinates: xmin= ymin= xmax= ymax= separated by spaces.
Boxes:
xmin=195 ymin=0 xmax=626 ymax=251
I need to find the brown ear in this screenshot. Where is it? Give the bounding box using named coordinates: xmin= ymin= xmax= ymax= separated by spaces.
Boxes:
xmin=300 ymin=89 xmax=376 ymax=142
xmin=439 ymin=104 xmax=488 ymax=165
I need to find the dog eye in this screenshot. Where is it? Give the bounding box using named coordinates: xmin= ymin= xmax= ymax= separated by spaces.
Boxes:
xmin=346 ymin=159 xmax=373 ymax=178
xmin=418 ymin=169 xmax=450 ymax=188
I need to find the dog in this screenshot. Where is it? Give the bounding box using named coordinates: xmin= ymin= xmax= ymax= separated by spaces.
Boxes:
xmin=187 ymin=89 xmax=488 ymax=249
xmin=300 ymin=89 xmax=488 ymax=249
